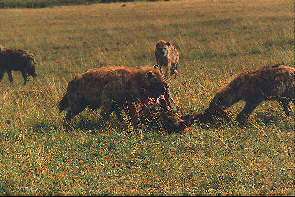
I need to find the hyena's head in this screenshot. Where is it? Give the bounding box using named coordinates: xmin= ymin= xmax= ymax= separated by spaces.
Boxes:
xmin=26 ymin=57 xmax=37 ymax=78
xmin=156 ymin=40 xmax=171 ymax=57
xmin=209 ymin=88 xmax=238 ymax=110
xmin=58 ymin=94 xmax=69 ymax=112
xmin=58 ymin=79 xmax=79 ymax=113
xmin=142 ymin=68 xmax=168 ymax=99
xmin=28 ymin=64 xmax=37 ymax=78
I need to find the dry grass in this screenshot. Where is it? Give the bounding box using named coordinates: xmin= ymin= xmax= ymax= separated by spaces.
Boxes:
xmin=0 ymin=0 xmax=294 ymax=195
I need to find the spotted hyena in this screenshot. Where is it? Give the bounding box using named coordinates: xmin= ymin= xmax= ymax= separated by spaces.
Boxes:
xmin=208 ymin=64 xmax=295 ymax=125
xmin=0 ymin=47 xmax=37 ymax=85
xmin=58 ymin=65 xmax=171 ymax=129
xmin=155 ymin=40 xmax=180 ymax=78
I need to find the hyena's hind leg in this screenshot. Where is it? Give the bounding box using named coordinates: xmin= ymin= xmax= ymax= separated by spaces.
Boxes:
xmin=21 ymin=71 xmax=28 ymax=85
xmin=7 ymin=70 xmax=13 ymax=83
xmin=236 ymin=100 xmax=262 ymax=125
xmin=279 ymin=98 xmax=294 ymax=116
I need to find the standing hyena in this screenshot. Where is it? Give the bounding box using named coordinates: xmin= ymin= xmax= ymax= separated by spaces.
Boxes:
xmin=58 ymin=65 xmax=171 ymax=129
xmin=0 ymin=47 xmax=37 ymax=85
xmin=155 ymin=40 xmax=180 ymax=78
xmin=208 ymin=64 xmax=295 ymax=124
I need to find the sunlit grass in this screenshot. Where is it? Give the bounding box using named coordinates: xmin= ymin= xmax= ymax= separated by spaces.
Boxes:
xmin=0 ymin=0 xmax=294 ymax=195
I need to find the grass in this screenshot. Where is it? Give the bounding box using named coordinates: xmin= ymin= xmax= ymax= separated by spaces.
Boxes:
xmin=0 ymin=0 xmax=294 ymax=195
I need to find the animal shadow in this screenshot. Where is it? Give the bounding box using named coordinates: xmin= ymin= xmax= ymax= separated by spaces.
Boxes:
xmin=255 ymin=112 xmax=284 ymax=126
xmin=32 ymin=122 xmax=59 ymax=133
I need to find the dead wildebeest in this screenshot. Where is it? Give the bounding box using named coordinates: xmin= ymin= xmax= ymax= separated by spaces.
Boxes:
xmin=0 ymin=47 xmax=37 ymax=85
xmin=137 ymin=96 xmax=197 ymax=133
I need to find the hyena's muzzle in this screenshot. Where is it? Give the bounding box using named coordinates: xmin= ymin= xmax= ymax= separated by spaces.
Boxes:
xmin=58 ymin=95 xmax=69 ymax=112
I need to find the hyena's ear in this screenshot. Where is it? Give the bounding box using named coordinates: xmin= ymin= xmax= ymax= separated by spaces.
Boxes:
xmin=166 ymin=42 xmax=171 ymax=46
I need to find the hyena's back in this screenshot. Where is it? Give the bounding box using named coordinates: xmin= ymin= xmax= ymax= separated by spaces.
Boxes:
xmin=0 ymin=48 xmax=36 ymax=69
xmin=233 ymin=65 xmax=295 ymax=101
xmin=259 ymin=65 xmax=294 ymax=100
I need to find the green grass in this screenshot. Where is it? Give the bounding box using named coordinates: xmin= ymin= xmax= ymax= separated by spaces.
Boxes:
xmin=0 ymin=0 xmax=294 ymax=195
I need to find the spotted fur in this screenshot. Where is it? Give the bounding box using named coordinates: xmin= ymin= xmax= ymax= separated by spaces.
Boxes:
xmin=0 ymin=47 xmax=37 ymax=85
xmin=209 ymin=64 xmax=295 ymax=124
xmin=155 ymin=40 xmax=180 ymax=78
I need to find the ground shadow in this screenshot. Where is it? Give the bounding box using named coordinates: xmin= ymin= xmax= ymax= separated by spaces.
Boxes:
xmin=255 ymin=112 xmax=295 ymax=131
xmin=32 ymin=122 xmax=59 ymax=133
xmin=31 ymin=108 xmax=237 ymax=134
xmin=255 ymin=112 xmax=281 ymax=126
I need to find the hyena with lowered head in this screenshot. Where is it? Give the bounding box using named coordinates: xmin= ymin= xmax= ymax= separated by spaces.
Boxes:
xmin=208 ymin=64 xmax=295 ymax=125
xmin=58 ymin=65 xmax=171 ymax=129
xmin=0 ymin=47 xmax=37 ymax=85
xmin=155 ymin=40 xmax=180 ymax=78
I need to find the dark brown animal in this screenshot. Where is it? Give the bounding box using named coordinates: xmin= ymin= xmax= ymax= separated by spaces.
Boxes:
xmin=208 ymin=64 xmax=295 ymax=124
xmin=0 ymin=47 xmax=37 ymax=84
xmin=58 ymin=65 xmax=170 ymax=129
xmin=155 ymin=40 xmax=180 ymax=78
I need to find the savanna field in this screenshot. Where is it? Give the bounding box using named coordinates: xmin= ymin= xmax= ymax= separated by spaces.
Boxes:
xmin=0 ymin=0 xmax=294 ymax=195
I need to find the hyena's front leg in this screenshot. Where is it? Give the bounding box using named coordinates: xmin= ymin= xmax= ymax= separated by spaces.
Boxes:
xmin=236 ymin=100 xmax=261 ymax=125
xmin=7 ymin=70 xmax=13 ymax=83
xmin=161 ymin=64 xmax=170 ymax=79
xmin=279 ymin=98 xmax=294 ymax=116
xmin=97 ymin=103 xmax=113 ymax=129
xmin=125 ymin=102 xmax=140 ymax=130
xmin=21 ymin=71 xmax=28 ymax=85
xmin=64 ymin=103 xmax=86 ymax=122
xmin=170 ymin=63 xmax=179 ymax=78
xmin=0 ymin=70 xmax=4 ymax=81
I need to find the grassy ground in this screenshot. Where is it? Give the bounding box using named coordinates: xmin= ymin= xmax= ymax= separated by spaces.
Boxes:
xmin=0 ymin=0 xmax=294 ymax=195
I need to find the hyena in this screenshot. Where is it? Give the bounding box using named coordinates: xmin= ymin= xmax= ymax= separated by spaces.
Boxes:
xmin=208 ymin=64 xmax=295 ymax=124
xmin=58 ymin=65 xmax=171 ymax=129
xmin=155 ymin=40 xmax=180 ymax=78
xmin=0 ymin=47 xmax=37 ymax=85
